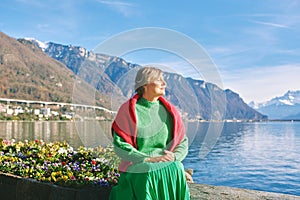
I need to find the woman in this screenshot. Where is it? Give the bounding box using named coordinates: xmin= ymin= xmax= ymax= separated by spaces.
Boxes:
xmin=109 ymin=66 xmax=190 ymax=200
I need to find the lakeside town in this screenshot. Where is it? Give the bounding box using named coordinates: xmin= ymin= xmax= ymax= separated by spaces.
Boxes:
xmin=0 ymin=98 xmax=115 ymax=121
xmin=0 ymin=102 xmax=74 ymax=121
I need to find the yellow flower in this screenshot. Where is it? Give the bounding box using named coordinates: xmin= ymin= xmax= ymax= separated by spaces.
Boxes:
xmin=67 ymin=172 xmax=73 ymax=178
xmin=51 ymin=172 xmax=57 ymax=182
xmin=63 ymin=175 xmax=68 ymax=181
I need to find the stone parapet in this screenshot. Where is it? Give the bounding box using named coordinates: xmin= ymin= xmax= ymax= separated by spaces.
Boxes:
xmin=0 ymin=173 xmax=111 ymax=200
xmin=189 ymin=183 xmax=300 ymax=200
xmin=1 ymin=173 xmax=299 ymax=200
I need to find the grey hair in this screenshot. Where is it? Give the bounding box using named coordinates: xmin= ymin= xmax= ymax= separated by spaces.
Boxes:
xmin=134 ymin=66 xmax=163 ymax=96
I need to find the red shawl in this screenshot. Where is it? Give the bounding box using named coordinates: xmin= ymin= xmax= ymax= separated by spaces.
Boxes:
xmin=112 ymin=94 xmax=185 ymax=172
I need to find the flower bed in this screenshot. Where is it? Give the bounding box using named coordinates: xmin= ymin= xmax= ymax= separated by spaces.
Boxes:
xmin=0 ymin=139 xmax=121 ymax=188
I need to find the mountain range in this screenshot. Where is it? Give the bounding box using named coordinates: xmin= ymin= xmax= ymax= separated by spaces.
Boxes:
xmin=0 ymin=32 xmax=114 ymax=111
xmin=0 ymin=31 xmax=267 ymax=121
xmin=249 ymin=90 xmax=300 ymax=120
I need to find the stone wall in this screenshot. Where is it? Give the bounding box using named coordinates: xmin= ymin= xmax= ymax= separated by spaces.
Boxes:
xmin=0 ymin=173 xmax=111 ymax=200
xmin=1 ymin=173 xmax=299 ymax=200
xmin=189 ymin=183 xmax=300 ymax=200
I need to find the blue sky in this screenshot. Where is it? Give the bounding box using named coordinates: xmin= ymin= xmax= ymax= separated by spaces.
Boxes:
xmin=1 ymin=0 xmax=300 ymax=103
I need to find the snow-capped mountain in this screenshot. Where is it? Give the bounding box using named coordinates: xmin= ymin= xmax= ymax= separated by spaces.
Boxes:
xmin=24 ymin=38 xmax=49 ymax=51
xmin=249 ymin=90 xmax=300 ymax=119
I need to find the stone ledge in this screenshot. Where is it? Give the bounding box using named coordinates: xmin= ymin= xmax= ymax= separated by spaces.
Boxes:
xmin=1 ymin=173 xmax=299 ymax=200
xmin=189 ymin=183 xmax=300 ymax=200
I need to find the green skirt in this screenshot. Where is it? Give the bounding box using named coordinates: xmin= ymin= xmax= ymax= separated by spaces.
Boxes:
xmin=109 ymin=161 xmax=190 ymax=200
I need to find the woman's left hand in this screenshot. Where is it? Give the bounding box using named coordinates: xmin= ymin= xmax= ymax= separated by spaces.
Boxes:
xmin=163 ymin=150 xmax=175 ymax=161
xmin=144 ymin=150 xmax=175 ymax=163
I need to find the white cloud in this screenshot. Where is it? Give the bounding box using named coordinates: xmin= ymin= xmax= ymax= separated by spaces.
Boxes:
xmin=220 ymin=64 xmax=300 ymax=103
xmin=208 ymin=45 xmax=254 ymax=61
xmin=249 ymin=20 xmax=289 ymax=29
xmin=96 ymin=0 xmax=137 ymax=17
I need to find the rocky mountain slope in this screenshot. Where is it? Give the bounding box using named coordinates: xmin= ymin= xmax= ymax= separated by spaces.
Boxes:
xmin=25 ymin=37 xmax=266 ymax=120
xmin=0 ymin=32 xmax=112 ymax=109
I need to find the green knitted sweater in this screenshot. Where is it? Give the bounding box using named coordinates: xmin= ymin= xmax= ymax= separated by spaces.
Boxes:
xmin=113 ymin=97 xmax=188 ymax=163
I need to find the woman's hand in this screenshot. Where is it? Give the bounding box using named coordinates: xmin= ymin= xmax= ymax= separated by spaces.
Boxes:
xmin=144 ymin=150 xmax=175 ymax=163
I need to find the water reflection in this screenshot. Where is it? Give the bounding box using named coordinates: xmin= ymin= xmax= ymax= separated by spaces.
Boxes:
xmin=0 ymin=121 xmax=113 ymax=149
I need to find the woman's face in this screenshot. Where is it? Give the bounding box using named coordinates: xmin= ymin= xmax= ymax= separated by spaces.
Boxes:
xmin=143 ymin=74 xmax=167 ymax=98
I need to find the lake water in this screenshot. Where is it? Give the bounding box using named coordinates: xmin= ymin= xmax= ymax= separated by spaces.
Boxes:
xmin=183 ymin=121 xmax=300 ymax=196
xmin=0 ymin=121 xmax=299 ymax=196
